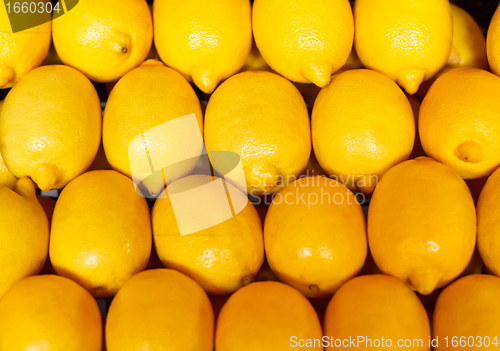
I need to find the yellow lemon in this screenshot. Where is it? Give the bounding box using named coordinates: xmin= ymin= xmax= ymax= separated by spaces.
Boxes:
xmin=433 ymin=274 xmax=500 ymax=349
xmin=354 ymin=0 xmax=452 ymax=94
xmin=488 ymin=5 xmax=500 ymax=76
xmin=312 ymin=69 xmax=415 ymax=194
xmin=477 ymin=166 xmax=500 ymax=276
xmin=447 ymin=4 xmax=489 ymax=70
xmin=103 ymin=60 xmax=203 ymax=197
xmin=205 ymin=71 xmax=310 ymax=196
xmin=0 ymin=100 xmax=16 ymax=189
xmin=52 ymin=0 xmax=152 ymax=82
xmin=0 ymin=177 xmax=49 ymax=298
xmin=152 ymin=175 xmax=264 ymax=295
xmin=0 ymin=275 xmax=102 ymax=351
xmin=368 ymin=157 xmax=476 ymax=295
xmin=0 ymin=65 xmax=101 ymax=191
xmin=324 ymin=275 xmax=430 ymax=351
xmin=106 ymin=269 xmax=214 ymax=351
xmin=253 ymin=0 xmax=353 ymax=87
xmin=153 ymin=0 xmax=251 ymax=94
xmin=264 ymin=176 xmax=367 ymax=298
xmin=0 ymin=3 xmax=51 ymax=88
xmin=50 ymin=170 xmax=152 ymax=298
xmin=417 ymin=4 xmax=489 ymax=99
xmin=419 ymin=67 xmax=500 ymax=179
xmin=216 ymin=281 xmax=323 ymax=351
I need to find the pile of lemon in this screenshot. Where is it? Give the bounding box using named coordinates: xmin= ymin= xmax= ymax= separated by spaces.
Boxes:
xmin=1 ymin=0 xmax=500 ymax=350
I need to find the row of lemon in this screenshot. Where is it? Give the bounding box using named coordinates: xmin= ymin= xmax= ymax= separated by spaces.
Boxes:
xmin=3 ymin=150 xmax=500 ymax=298
xmin=1 ymin=261 xmax=498 ymax=349
xmin=4 ymin=0 xmax=500 ymax=93
xmin=6 ymin=0 xmax=500 ymax=94
xmin=1 ymin=60 xmax=500 ymax=195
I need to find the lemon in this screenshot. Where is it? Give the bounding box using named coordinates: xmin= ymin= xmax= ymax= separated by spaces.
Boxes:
xmin=52 ymin=0 xmax=153 ymax=82
xmin=488 ymin=5 xmax=500 ymax=76
xmin=0 ymin=275 xmax=102 ymax=351
xmin=0 ymin=100 xmax=16 ymax=189
xmin=50 ymin=170 xmax=152 ymax=298
xmin=324 ymin=275 xmax=430 ymax=351
xmin=205 ymin=71 xmax=310 ymax=196
xmin=419 ymin=67 xmax=500 ymax=179
xmin=417 ymin=4 xmax=489 ymax=99
xmin=0 ymin=177 xmax=49 ymax=298
xmin=368 ymin=157 xmax=476 ymax=295
xmin=264 ymin=176 xmax=367 ymax=298
xmin=152 ymin=175 xmax=264 ymax=295
xmin=0 ymin=3 xmax=51 ymax=88
xmin=103 ymin=60 xmax=203 ymax=197
xmin=253 ymin=0 xmax=353 ymax=87
xmin=433 ymin=274 xmax=500 ymax=348
xmin=447 ymin=4 xmax=489 ymax=70
xmin=215 ymin=281 xmax=323 ymax=351
xmin=106 ymin=269 xmax=214 ymax=351
xmin=477 ymin=166 xmax=500 ymax=276
xmin=312 ymin=69 xmax=415 ymax=194
xmin=354 ymin=0 xmax=452 ymax=94
xmin=153 ymin=0 xmax=252 ymax=94
xmin=0 ymin=65 xmax=101 ymax=191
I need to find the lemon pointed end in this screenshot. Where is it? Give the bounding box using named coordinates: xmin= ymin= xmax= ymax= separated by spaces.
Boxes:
xmin=13 ymin=177 xmax=36 ymax=199
xmin=455 ymin=141 xmax=484 ymax=164
xmin=409 ymin=270 xmax=441 ymax=295
xmin=0 ymin=66 xmax=15 ymax=89
xmin=357 ymin=175 xmax=379 ymax=195
xmin=397 ymin=69 xmax=425 ymax=95
xmin=249 ymin=164 xmax=279 ymax=195
xmin=302 ymin=62 xmax=332 ymax=87
xmin=192 ymin=72 xmax=220 ymax=94
xmin=32 ymin=168 xmax=57 ymax=192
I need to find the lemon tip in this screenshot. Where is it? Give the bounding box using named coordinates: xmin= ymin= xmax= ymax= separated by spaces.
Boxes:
xmin=192 ymin=72 xmax=220 ymax=94
xmin=455 ymin=141 xmax=484 ymax=164
xmin=301 ymin=61 xmax=332 ymax=87
xmin=396 ymin=69 xmax=425 ymax=95
xmin=409 ymin=270 xmax=441 ymax=295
